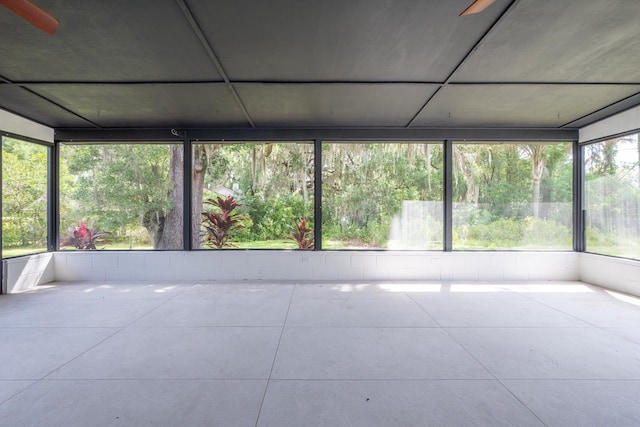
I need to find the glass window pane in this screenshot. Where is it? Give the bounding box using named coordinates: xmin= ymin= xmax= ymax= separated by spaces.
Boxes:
xmin=2 ymin=137 xmax=48 ymax=257
xmin=59 ymin=143 xmax=183 ymax=250
xmin=322 ymin=142 xmax=443 ymax=250
xmin=584 ymin=134 xmax=640 ymax=259
xmin=452 ymin=142 xmax=573 ymax=250
xmin=192 ymin=142 xmax=314 ymax=249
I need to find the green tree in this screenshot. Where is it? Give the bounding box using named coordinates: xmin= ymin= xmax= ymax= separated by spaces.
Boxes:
xmin=2 ymin=137 xmax=48 ymax=250
xmin=60 ymin=144 xmax=183 ymax=249
xmin=196 ymin=142 xmax=314 ymax=245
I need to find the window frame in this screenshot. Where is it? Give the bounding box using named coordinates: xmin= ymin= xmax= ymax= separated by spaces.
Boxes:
xmin=1 ymin=133 xmax=53 ymax=259
xmin=580 ymin=130 xmax=640 ymax=260
xmin=57 ymin=140 xmax=185 ymax=251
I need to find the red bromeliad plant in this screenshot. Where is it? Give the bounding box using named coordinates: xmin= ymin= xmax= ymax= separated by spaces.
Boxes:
xmin=202 ymin=195 xmax=244 ymax=249
xmin=60 ymin=221 xmax=111 ymax=250
xmin=291 ymin=218 xmax=314 ymax=249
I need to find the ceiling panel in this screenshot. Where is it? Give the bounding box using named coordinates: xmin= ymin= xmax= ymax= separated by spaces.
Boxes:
xmin=0 ymin=0 xmax=221 ymax=82
xmin=237 ymin=83 xmax=438 ymax=127
xmin=412 ymin=84 xmax=640 ymax=128
xmin=26 ymin=84 xmax=249 ymax=128
xmin=1 ymin=1 xmax=640 ymax=130
xmin=0 ymin=85 xmax=90 ymax=127
xmin=452 ymin=0 xmax=640 ymax=83
xmin=188 ymin=0 xmax=511 ymax=81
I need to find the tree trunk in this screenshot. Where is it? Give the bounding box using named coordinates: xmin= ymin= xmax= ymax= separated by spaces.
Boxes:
xmin=528 ymin=145 xmax=546 ymax=219
xmin=191 ymin=144 xmax=209 ymax=249
xmin=251 ymin=145 xmax=257 ymax=194
xmin=144 ymin=145 xmax=208 ymax=250
xmin=423 ymin=143 xmax=432 ymax=192
xmin=453 ymin=145 xmax=480 ymax=205
xmin=155 ymin=145 xmax=184 ymax=249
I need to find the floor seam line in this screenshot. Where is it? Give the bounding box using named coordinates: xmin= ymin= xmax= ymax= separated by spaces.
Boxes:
xmin=253 ymin=283 xmax=297 ymax=427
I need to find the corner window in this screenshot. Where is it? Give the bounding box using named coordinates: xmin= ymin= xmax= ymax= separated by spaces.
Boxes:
xmin=584 ymin=134 xmax=640 ymax=259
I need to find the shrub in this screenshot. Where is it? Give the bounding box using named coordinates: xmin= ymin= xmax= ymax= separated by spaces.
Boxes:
xmin=60 ymin=221 xmax=111 ymax=250
xmin=202 ymin=195 xmax=245 ymax=248
xmin=290 ymin=218 xmax=314 ymax=249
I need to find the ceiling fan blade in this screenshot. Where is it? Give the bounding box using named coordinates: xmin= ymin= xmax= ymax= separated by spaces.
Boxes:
xmin=460 ymin=0 xmax=496 ymax=16
xmin=0 ymin=0 xmax=58 ymax=34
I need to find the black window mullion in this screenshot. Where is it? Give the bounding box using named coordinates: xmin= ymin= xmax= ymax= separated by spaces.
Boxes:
xmin=314 ymin=139 xmax=322 ymax=250
xmin=183 ymin=137 xmax=192 ymax=250
xmin=48 ymin=142 xmax=59 ymax=251
xmin=573 ymin=141 xmax=585 ymax=252
xmin=444 ymin=140 xmax=453 ymax=251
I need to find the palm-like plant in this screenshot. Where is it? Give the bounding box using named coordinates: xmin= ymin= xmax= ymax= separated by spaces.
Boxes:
xmin=202 ymin=195 xmax=244 ymax=248
xmin=291 ymin=218 xmax=314 ymax=249
xmin=60 ymin=221 xmax=111 ymax=250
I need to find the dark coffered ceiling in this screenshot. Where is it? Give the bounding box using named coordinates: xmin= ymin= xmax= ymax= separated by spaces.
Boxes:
xmin=1 ymin=0 xmax=639 ymax=130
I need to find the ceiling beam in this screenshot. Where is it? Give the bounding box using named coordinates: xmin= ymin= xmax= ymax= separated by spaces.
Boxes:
xmin=10 ymin=80 xmax=640 ymax=86
xmin=406 ymin=0 xmax=520 ymax=127
xmin=175 ymin=0 xmax=255 ymax=127
xmin=54 ymin=127 xmax=577 ymax=143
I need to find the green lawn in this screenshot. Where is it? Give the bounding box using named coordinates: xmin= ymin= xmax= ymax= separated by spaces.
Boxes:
xmin=4 ymin=240 xmax=298 ymax=257
xmin=2 ymin=246 xmax=48 ymax=258
xmin=232 ymin=239 xmax=297 ymax=249
xmin=10 ymin=238 xmax=635 ymax=257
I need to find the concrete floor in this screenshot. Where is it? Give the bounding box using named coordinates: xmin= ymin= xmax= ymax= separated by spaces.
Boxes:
xmin=1 ymin=280 xmax=640 ymax=426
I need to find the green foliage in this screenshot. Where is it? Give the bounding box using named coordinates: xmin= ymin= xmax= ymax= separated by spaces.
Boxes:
xmin=463 ymin=218 xmax=526 ymax=249
xmin=455 ymin=216 xmax=571 ymax=249
xmin=5 ymin=137 xmax=609 ymax=254
xmin=59 ymin=144 xmax=175 ymax=246
xmin=198 ymin=143 xmax=314 ymax=247
xmin=2 ymin=138 xmax=48 ymax=251
xmin=321 ymin=143 xmax=444 ymax=248
xmin=242 ymin=192 xmax=311 ymax=241
xmin=583 ymin=137 xmax=640 ymax=259
xmin=522 ymin=217 xmax=572 ymax=247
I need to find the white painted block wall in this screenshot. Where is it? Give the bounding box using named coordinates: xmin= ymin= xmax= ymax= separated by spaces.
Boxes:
xmin=3 ymin=253 xmax=54 ymax=293
xmin=50 ymin=251 xmax=580 ymax=283
xmin=579 ymin=253 xmax=640 ymax=296
xmin=7 ymin=250 xmax=640 ymax=297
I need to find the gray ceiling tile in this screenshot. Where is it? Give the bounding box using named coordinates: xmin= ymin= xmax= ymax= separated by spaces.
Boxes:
xmin=237 ymin=83 xmax=439 ymax=127
xmin=412 ymin=84 xmax=640 ymax=128
xmin=189 ymin=0 xmax=511 ymax=81
xmin=0 ymin=0 xmax=220 ymax=82
xmin=0 ymin=85 xmax=90 ymax=127
xmin=2 ymin=1 xmax=640 ymax=129
xmin=452 ymin=0 xmax=640 ymax=83
xmin=26 ymin=83 xmax=249 ymax=128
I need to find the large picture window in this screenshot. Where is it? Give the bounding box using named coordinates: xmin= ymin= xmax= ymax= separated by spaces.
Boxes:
xmin=59 ymin=143 xmax=183 ymax=250
xmin=452 ymin=142 xmax=573 ymax=250
xmin=2 ymin=137 xmax=592 ymax=256
xmin=192 ymin=142 xmax=314 ymax=249
xmin=584 ymin=133 xmax=640 ymax=259
xmin=2 ymin=136 xmax=49 ymax=257
xmin=322 ymin=142 xmax=443 ymax=250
